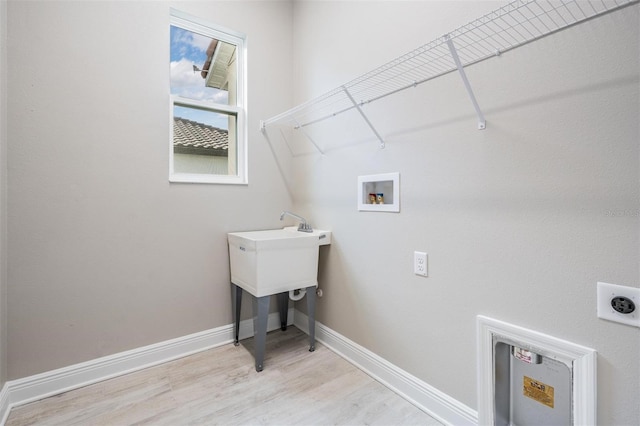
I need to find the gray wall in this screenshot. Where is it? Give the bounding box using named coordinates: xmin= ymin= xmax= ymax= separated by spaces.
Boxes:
xmin=6 ymin=0 xmax=293 ymax=379
xmin=0 ymin=0 xmax=7 ymax=390
xmin=288 ymin=1 xmax=639 ymax=425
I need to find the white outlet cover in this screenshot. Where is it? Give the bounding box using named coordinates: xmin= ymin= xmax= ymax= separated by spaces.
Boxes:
xmin=597 ymin=282 xmax=640 ymax=328
xmin=414 ymin=251 xmax=428 ymax=277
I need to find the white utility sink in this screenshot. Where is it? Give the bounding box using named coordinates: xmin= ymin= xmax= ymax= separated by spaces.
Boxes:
xmin=228 ymin=226 xmax=331 ymax=298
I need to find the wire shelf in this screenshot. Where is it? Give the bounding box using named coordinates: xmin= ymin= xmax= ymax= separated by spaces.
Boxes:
xmin=261 ymin=0 xmax=638 ymax=133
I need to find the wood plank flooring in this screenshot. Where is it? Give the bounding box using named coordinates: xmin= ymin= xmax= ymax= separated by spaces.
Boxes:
xmin=6 ymin=327 xmax=443 ymax=425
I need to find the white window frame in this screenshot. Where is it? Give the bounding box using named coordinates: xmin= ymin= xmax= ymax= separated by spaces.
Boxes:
xmin=169 ymin=9 xmax=248 ymax=185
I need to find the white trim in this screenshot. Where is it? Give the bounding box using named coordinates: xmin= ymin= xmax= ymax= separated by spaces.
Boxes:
xmin=0 ymin=309 xmax=293 ymax=425
xmin=170 ymin=8 xmax=246 ymax=46
xmin=0 ymin=383 xmax=9 ymax=426
xmin=357 ymin=172 xmax=400 ymax=213
xmin=0 ymin=309 xmax=477 ymax=426
xmin=173 ymin=96 xmax=242 ymax=116
xmin=294 ymin=311 xmax=477 ymax=426
xmin=476 ymin=315 xmax=597 ymax=426
xmin=168 ymin=172 xmax=248 ymax=185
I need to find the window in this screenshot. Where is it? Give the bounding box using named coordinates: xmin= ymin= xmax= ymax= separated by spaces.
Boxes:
xmin=169 ymin=10 xmax=247 ymax=184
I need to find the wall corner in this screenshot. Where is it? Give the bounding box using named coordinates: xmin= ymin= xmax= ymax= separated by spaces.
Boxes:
xmin=0 ymin=0 xmax=9 ymax=391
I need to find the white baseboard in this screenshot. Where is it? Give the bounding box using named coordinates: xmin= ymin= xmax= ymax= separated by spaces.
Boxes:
xmin=1 ymin=309 xmax=475 ymax=426
xmin=0 ymin=308 xmax=293 ymax=425
xmin=293 ymin=311 xmax=478 ymax=426
xmin=0 ymin=383 xmax=9 ymax=426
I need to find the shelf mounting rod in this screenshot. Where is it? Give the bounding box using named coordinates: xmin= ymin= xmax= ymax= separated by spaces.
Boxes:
xmin=445 ymin=34 xmax=486 ymax=130
xmin=342 ymin=86 xmax=385 ymax=148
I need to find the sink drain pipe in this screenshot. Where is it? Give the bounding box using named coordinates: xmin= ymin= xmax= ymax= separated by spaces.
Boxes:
xmin=289 ymin=288 xmax=306 ymax=301
xmin=289 ymin=288 xmax=323 ymax=301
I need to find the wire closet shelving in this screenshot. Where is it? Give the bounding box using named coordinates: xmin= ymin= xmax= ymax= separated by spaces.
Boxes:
xmin=260 ymin=0 xmax=638 ymax=149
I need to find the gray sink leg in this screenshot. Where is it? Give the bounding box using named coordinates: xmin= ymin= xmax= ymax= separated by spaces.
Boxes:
xmin=306 ymin=286 xmax=316 ymax=352
xmin=277 ymin=292 xmax=288 ymax=331
xmin=252 ymin=295 xmax=270 ymax=372
xmin=233 ymin=284 xmax=242 ymax=346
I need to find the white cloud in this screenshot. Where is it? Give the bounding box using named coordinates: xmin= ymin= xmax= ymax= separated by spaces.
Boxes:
xmin=190 ymin=32 xmax=213 ymax=53
xmin=170 ymin=58 xmax=204 ymax=88
xmin=173 ymin=27 xmax=213 ymax=54
xmin=171 ymin=58 xmax=229 ymax=103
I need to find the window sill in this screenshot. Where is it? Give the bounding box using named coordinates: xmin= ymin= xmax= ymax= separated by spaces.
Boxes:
xmin=169 ymin=173 xmax=248 ymax=185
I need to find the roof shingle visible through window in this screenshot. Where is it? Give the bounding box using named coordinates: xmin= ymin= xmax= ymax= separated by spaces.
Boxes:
xmin=173 ymin=117 xmax=228 ymax=157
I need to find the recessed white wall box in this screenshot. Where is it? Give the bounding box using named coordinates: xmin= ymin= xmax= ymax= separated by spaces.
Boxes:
xmin=597 ymin=281 xmax=640 ymax=328
xmin=357 ymin=172 xmax=400 ymax=212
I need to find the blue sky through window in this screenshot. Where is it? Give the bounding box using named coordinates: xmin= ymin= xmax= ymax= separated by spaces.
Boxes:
xmin=170 ymin=25 xmax=230 ymax=129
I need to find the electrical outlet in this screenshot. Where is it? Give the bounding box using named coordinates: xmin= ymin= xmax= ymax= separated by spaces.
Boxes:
xmin=597 ymin=282 xmax=640 ymax=328
xmin=414 ymin=251 xmax=428 ymax=277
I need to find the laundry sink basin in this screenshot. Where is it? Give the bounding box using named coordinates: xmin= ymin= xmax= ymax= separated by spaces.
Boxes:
xmin=228 ymin=226 xmax=331 ymax=297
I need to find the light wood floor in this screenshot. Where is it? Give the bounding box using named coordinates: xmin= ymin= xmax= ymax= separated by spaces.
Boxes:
xmin=6 ymin=327 xmax=443 ymax=425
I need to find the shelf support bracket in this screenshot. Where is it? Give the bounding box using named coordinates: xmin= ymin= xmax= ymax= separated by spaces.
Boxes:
xmin=342 ymin=86 xmax=385 ymax=148
xmin=445 ymin=34 xmax=486 ymax=130
xmin=293 ymin=119 xmax=324 ymax=155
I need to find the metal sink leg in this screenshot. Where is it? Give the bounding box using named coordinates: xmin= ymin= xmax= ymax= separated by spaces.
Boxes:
xmin=233 ymin=284 xmax=242 ymax=346
xmin=307 ymin=285 xmax=316 ymax=352
xmin=252 ymin=295 xmax=270 ymax=372
xmin=277 ymin=292 xmax=289 ymax=331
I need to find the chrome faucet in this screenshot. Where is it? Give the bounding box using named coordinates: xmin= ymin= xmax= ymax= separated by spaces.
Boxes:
xmin=280 ymin=211 xmax=313 ymax=233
